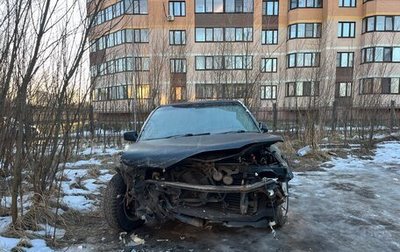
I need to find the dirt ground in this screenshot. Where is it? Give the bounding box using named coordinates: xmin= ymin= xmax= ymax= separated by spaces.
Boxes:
xmin=57 ymin=141 xmax=400 ymax=252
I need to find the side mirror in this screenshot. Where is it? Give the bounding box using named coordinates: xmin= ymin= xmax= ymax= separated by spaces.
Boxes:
xmin=123 ymin=131 xmax=138 ymax=142
xmin=259 ymin=122 xmax=269 ymax=133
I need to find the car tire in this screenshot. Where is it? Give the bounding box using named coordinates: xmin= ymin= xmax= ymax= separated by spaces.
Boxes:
xmin=103 ymin=173 xmax=144 ymax=231
xmin=274 ymin=181 xmax=289 ymax=227
xmin=274 ymin=204 xmax=286 ymax=227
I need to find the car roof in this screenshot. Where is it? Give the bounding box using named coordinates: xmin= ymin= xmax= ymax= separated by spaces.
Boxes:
xmin=160 ymin=99 xmax=243 ymax=108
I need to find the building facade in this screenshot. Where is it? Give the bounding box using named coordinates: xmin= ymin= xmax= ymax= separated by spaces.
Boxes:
xmin=87 ymin=0 xmax=400 ymax=117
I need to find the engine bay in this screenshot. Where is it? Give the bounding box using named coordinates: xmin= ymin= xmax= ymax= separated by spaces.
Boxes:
xmin=119 ymin=143 xmax=293 ymax=227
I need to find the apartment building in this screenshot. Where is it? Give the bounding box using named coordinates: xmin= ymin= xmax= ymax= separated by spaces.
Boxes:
xmin=87 ymin=0 xmax=400 ymax=116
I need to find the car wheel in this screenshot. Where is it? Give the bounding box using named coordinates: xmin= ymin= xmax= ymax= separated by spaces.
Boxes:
xmin=103 ymin=173 xmax=144 ymax=231
xmin=274 ymin=181 xmax=289 ymax=227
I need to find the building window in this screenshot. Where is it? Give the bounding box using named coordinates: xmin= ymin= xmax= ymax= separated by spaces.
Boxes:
xmin=195 ymin=27 xmax=252 ymax=42
xmin=263 ymin=0 xmax=279 ymax=16
xmin=195 ymin=84 xmax=217 ymax=99
xmin=96 ymin=87 xmax=109 ymax=101
xmin=91 ymin=29 xmax=149 ymax=52
xmin=133 ymin=57 xmax=150 ymax=71
xmin=261 ymin=58 xmax=277 ymax=72
xmin=136 ymin=84 xmax=150 ymax=99
xmin=105 ymin=6 xmax=113 ymax=20
xmin=115 ymin=58 xmax=125 ymax=73
xmin=360 ymin=78 xmax=400 ymax=94
xmin=171 ymin=86 xmax=186 ymax=101
xmin=226 ymin=27 xmax=253 ymax=41
xmin=169 ymin=30 xmax=186 ymax=45
xmin=339 ymin=0 xmax=356 ymax=7
xmin=221 ymin=84 xmax=246 ymax=98
xmin=94 ymin=1 xmax=126 ymax=26
xmin=131 ymin=29 xmax=149 ymax=43
xmin=337 ymin=52 xmax=354 ymax=67
xmin=125 ymin=0 xmax=148 ymax=14
xmin=362 ymin=16 xmax=400 ymax=33
xmin=95 ymin=11 xmax=104 ymax=25
xmin=360 ymin=78 xmax=374 ymax=94
xmin=261 ymin=29 xmax=278 ymax=44
xmin=381 ymin=78 xmax=400 ymax=94
xmin=90 ymin=42 xmax=96 ymax=53
xmin=170 ymin=58 xmax=187 ymax=73
xmin=196 ymin=56 xmax=220 ymax=70
xmin=338 ymin=22 xmax=356 ymax=38
xmin=231 ymin=0 xmax=253 ymax=13
xmin=98 ymin=37 xmax=106 ymax=50
xmin=289 ymin=0 xmax=322 ymax=10
xmin=169 ymin=1 xmax=186 ymax=16
xmin=286 ymin=81 xmax=319 ymax=97
xmin=287 ymin=52 xmax=320 ymax=68
xmin=361 ymin=47 xmax=400 ymax=63
xmin=195 ymin=0 xmax=254 ymax=13
xmin=288 ymin=23 xmax=321 ymax=39
xmin=195 ymin=55 xmax=252 ymax=70
xmin=101 ymin=85 xmax=130 ymax=100
xmin=92 ymin=56 xmax=149 ymax=76
xmin=260 ymin=85 xmax=277 ymax=100
xmin=336 ymin=82 xmax=352 ymax=97
xmin=107 ymin=61 xmax=115 ymax=74
xmin=90 ymin=66 xmax=97 ymax=77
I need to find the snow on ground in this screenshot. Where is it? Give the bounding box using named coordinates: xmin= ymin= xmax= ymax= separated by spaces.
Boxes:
xmin=288 ymin=141 xmax=400 ymax=251
xmin=60 ymin=170 xmax=102 ymax=196
xmin=63 ymin=158 xmax=102 ymax=168
xmin=0 ymin=237 xmax=53 ymax=252
xmin=59 ymin=154 xmax=115 ymax=212
xmin=26 ymin=224 xmax=66 ymax=239
xmin=97 ymin=173 xmax=113 ymax=183
xmin=0 ymin=217 xmax=11 ymax=233
xmin=0 ymin=147 xmax=119 ymax=251
xmin=1 ymin=194 xmax=33 ymax=211
xmin=62 ymin=195 xmax=96 ymax=212
xmin=78 ymin=146 xmax=122 ymax=156
xmin=372 ymin=141 xmax=400 ymax=164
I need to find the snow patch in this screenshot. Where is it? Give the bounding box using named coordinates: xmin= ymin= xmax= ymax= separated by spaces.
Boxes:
xmin=63 ymin=158 xmax=101 ymax=168
xmin=0 ymin=236 xmax=53 ymax=252
xmin=1 ymin=194 xmax=33 ymax=210
xmin=61 ymin=179 xmax=101 ymax=196
xmin=0 ymin=216 xmax=11 ymax=233
xmin=78 ymin=147 xmax=121 ymax=156
xmin=97 ymin=173 xmax=113 ymax=183
xmin=60 ymin=167 xmax=111 ymax=212
xmin=62 ymin=195 xmax=95 ymax=212
xmin=62 ymin=168 xmax=88 ymax=181
xmin=373 ymin=141 xmax=400 ymax=165
xmin=27 ymin=224 xmax=65 ymax=239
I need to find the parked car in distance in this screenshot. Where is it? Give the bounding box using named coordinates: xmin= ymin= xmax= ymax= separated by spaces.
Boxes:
xmin=103 ymin=100 xmax=293 ymax=231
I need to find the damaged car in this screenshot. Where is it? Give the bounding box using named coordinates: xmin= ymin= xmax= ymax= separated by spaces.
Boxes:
xmin=103 ymin=100 xmax=293 ymax=231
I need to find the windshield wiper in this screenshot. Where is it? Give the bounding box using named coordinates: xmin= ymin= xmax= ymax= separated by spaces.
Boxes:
xmin=164 ymin=132 xmax=211 ymax=139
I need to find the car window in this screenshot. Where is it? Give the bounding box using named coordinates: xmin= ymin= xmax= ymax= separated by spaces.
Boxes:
xmin=140 ymin=104 xmax=259 ymax=140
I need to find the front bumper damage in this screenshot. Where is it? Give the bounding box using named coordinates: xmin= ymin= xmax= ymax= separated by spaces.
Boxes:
xmin=145 ymin=177 xmax=286 ymax=228
xmin=146 ymin=177 xmax=276 ymax=193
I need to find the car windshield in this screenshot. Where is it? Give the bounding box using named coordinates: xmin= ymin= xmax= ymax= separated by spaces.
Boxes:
xmin=139 ymin=103 xmax=260 ymax=140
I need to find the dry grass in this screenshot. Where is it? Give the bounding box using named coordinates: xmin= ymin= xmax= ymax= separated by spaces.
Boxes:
xmin=87 ymin=166 xmax=100 ymax=179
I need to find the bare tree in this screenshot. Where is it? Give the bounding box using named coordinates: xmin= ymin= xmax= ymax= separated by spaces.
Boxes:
xmin=0 ymin=0 xmax=105 ymax=227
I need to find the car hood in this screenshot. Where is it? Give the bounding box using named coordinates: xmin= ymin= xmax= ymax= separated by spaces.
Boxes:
xmin=121 ymin=133 xmax=283 ymax=169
